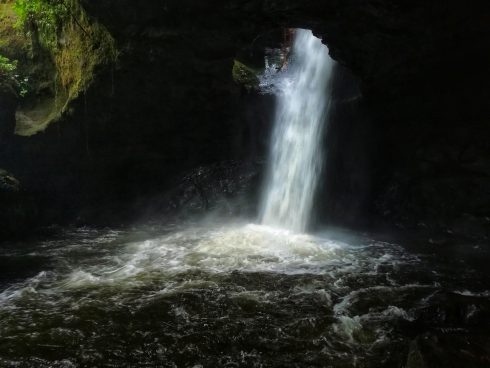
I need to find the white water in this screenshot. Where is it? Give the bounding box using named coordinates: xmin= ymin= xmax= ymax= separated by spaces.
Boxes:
xmin=260 ymin=29 xmax=335 ymax=232
xmin=1 ymin=222 xmax=486 ymax=367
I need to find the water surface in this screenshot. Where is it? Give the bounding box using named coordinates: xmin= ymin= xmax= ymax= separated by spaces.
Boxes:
xmin=1 ymin=222 xmax=488 ymax=367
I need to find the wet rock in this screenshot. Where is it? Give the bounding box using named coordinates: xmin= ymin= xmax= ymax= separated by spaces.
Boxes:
xmin=162 ymin=160 xmax=263 ymax=218
xmin=0 ymin=169 xmax=37 ymax=239
xmin=407 ymin=333 xmax=490 ymax=368
xmin=402 ymin=291 xmax=490 ymax=366
xmin=232 ymin=60 xmax=260 ymax=92
xmin=415 ymin=291 xmax=490 ymax=330
xmin=0 ymin=168 xmax=20 ymax=193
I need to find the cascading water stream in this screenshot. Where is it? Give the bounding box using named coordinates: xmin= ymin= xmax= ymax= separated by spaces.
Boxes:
xmin=260 ymin=29 xmax=335 ymax=232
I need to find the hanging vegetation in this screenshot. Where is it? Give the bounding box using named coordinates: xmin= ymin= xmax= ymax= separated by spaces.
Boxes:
xmin=2 ymin=0 xmax=118 ymax=135
xmin=13 ymin=0 xmax=70 ymax=49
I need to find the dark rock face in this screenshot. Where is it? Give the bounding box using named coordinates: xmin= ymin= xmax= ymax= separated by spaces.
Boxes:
xmin=371 ymin=95 xmax=490 ymax=236
xmin=1 ymin=0 xmax=489 ymax=237
xmin=161 ymin=160 xmax=263 ymax=219
xmin=0 ymin=169 xmax=37 ymax=239
xmin=405 ymin=291 xmax=490 ymax=367
xmin=0 ymin=86 xmax=17 ymax=144
xmin=315 ymin=63 xmax=375 ymax=228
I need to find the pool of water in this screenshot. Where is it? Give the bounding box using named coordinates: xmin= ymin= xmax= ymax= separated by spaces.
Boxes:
xmin=0 ymin=222 xmax=489 ymax=367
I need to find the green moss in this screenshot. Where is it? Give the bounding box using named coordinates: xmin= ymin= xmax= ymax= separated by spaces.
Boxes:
xmin=13 ymin=0 xmax=69 ymax=50
xmin=0 ymin=2 xmax=26 ymax=50
xmin=2 ymin=0 xmax=118 ymax=136
xmin=232 ymin=59 xmax=260 ymax=91
xmin=53 ymin=2 xmax=117 ymax=106
xmin=0 ymin=1 xmax=30 ymax=93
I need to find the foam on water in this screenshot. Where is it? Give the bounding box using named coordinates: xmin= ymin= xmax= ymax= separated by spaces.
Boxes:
xmin=1 ymin=223 xmax=487 ymax=367
xmin=0 ymin=223 xmax=420 ymax=303
xmin=54 ymin=224 xmax=345 ymax=289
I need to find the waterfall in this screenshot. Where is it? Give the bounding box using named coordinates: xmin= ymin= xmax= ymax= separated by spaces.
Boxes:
xmin=260 ymin=29 xmax=335 ymax=232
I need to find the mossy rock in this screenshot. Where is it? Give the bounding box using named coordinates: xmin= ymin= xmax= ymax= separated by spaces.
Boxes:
xmin=0 ymin=1 xmax=29 ymax=56
xmin=0 ymin=169 xmax=20 ymax=192
xmin=0 ymin=0 xmax=117 ymax=136
xmin=232 ymin=59 xmax=260 ymax=91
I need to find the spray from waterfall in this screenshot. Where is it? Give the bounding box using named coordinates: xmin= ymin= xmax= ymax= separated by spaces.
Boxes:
xmin=260 ymin=29 xmax=335 ymax=232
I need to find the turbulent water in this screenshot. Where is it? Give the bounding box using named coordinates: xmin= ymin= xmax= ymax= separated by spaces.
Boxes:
xmin=260 ymin=30 xmax=334 ymax=232
xmin=1 ymin=222 xmax=489 ymax=367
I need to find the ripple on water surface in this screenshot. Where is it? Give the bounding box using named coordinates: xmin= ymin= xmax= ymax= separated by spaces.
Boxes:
xmin=0 ymin=223 xmax=488 ymax=367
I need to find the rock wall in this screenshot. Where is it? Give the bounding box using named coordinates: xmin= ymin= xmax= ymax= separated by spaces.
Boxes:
xmin=1 ymin=0 xmax=489 ymax=238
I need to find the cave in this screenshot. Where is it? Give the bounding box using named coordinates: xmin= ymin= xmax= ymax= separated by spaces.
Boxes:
xmin=0 ymin=1 xmax=489 ymax=366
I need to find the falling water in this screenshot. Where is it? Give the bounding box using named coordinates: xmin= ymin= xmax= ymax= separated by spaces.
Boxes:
xmin=260 ymin=29 xmax=335 ymax=232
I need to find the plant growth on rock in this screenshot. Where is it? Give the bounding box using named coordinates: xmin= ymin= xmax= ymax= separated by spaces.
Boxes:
xmin=13 ymin=0 xmax=69 ymax=49
xmin=0 ymin=53 xmax=28 ymax=96
xmin=1 ymin=0 xmax=117 ymax=136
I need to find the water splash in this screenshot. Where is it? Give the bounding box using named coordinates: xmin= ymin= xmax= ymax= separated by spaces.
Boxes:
xmin=260 ymin=29 xmax=335 ymax=232
xmin=1 ymin=222 xmax=485 ymax=367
